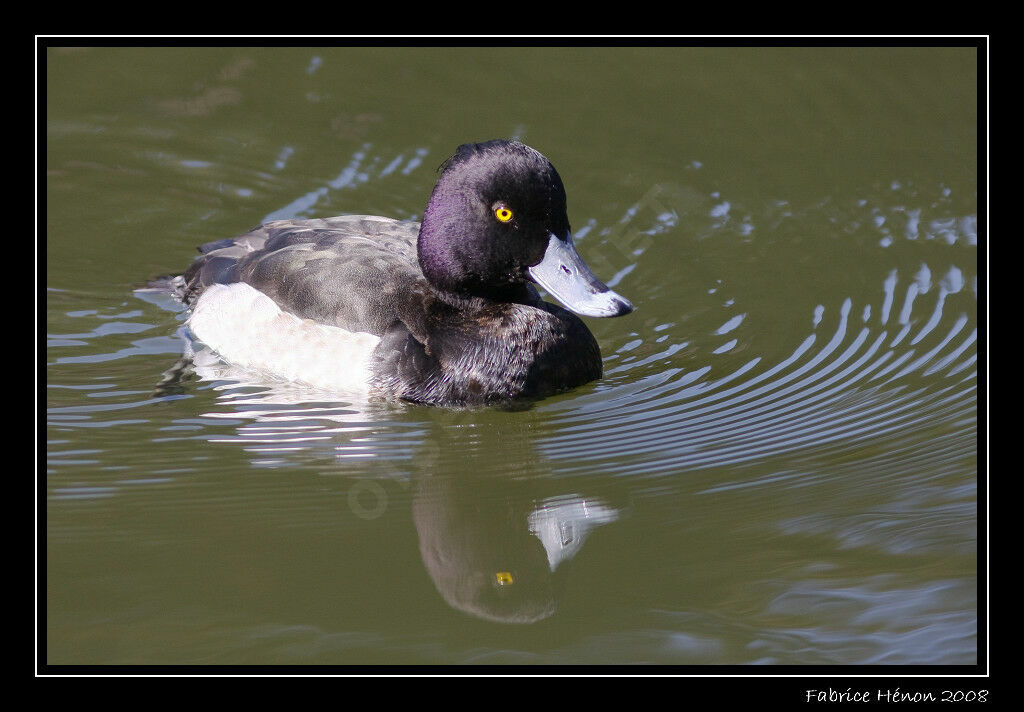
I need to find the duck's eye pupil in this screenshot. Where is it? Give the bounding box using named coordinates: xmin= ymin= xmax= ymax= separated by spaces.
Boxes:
xmin=495 ymin=207 xmax=513 ymax=223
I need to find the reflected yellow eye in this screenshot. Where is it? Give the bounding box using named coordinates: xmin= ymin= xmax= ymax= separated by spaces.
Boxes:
xmin=495 ymin=571 xmax=514 ymax=586
xmin=494 ymin=206 xmax=513 ymax=223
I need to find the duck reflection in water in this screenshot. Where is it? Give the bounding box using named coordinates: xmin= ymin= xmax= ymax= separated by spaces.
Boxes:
xmin=411 ymin=418 xmax=621 ymax=624
xmin=139 ymin=329 xmax=623 ymax=625
xmin=413 ymin=472 xmax=619 ymax=624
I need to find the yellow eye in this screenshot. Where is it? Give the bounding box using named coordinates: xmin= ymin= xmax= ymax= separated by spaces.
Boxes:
xmin=495 ymin=571 xmax=514 ymax=585
xmin=494 ymin=206 xmax=513 ymax=223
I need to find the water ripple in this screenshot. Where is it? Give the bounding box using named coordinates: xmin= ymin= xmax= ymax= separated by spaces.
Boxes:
xmin=537 ymin=266 xmax=976 ymax=479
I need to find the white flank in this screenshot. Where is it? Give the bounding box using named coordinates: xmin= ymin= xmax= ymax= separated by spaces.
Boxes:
xmin=187 ymin=282 xmax=381 ymax=394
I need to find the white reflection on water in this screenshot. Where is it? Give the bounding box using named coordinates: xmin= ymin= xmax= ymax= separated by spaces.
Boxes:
xmin=536 ymin=261 xmax=976 ymax=480
xmin=527 ymin=494 xmax=619 ymax=571
xmin=756 ymin=576 xmax=976 ymax=665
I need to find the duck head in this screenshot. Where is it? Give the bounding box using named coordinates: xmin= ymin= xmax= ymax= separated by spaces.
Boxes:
xmin=418 ymin=140 xmax=634 ymax=317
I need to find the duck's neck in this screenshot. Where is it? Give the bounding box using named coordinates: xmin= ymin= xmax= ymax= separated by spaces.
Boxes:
xmin=431 ymin=283 xmax=539 ymax=313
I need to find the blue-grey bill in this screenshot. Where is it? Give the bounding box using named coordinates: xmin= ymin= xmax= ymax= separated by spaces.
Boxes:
xmin=527 ymin=232 xmax=634 ymax=318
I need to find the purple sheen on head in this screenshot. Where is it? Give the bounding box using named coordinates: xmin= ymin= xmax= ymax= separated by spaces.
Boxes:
xmin=417 ymin=186 xmax=479 ymax=293
xmin=416 ymin=140 xmax=572 ymax=297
